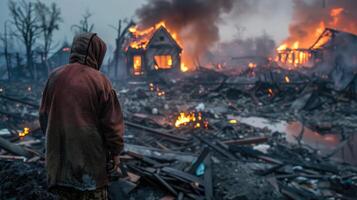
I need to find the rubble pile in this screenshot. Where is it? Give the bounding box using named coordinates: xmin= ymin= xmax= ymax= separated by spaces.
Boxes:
xmin=0 ymin=66 xmax=357 ymax=200
xmin=0 ymin=161 xmax=56 ymax=200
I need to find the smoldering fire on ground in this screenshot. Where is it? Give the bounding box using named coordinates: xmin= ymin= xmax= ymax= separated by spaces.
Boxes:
xmin=1 ymin=0 xmax=357 ymax=200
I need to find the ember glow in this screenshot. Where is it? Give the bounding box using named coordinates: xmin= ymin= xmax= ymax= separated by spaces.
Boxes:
xmin=62 ymin=47 xmax=70 ymax=52
xmin=18 ymin=127 xmax=30 ymax=138
xmin=180 ymin=63 xmax=189 ymax=72
xmin=175 ymin=112 xmax=208 ymax=129
xmin=248 ymin=62 xmax=257 ymax=69
xmin=149 ymin=83 xmax=165 ymax=97
xmin=285 ymin=76 xmax=290 ymax=83
xmin=228 ymin=119 xmax=238 ymax=124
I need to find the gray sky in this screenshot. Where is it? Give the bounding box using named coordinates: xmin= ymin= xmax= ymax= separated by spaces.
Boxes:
xmin=0 ymin=0 xmax=293 ymax=53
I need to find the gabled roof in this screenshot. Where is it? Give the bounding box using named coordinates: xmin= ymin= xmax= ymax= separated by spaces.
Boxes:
xmin=310 ymin=28 xmax=357 ymax=49
xmin=146 ymin=26 xmax=182 ymax=50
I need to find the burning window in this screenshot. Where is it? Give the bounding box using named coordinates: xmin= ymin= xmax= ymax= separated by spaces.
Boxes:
xmin=154 ymin=55 xmax=173 ymax=69
xmin=133 ymin=55 xmax=142 ymax=75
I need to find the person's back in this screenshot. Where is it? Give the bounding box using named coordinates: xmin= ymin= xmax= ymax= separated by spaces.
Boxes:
xmin=39 ymin=33 xmax=124 ymax=200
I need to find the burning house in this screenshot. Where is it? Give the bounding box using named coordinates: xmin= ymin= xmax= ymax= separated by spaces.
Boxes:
xmin=125 ymin=24 xmax=182 ymax=78
xmin=276 ymin=28 xmax=357 ymax=69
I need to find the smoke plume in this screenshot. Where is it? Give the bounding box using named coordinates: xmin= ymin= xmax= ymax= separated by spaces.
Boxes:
xmin=135 ymin=0 xmax=235 ymax=66
xmin=285 ymin=0 xmax=357 ymax=48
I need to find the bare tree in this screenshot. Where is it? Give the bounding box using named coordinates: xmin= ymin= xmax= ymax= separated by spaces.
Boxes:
xmin=0 ymin=21 xmax=12 ymax=80
xmin=71 ymin=10 xmax=94 ymax=34
xmin=35 ymin=1 xmax=62 ymax=76
xmin=9 ymin=0 xmax=42 ymax=79
xmin=110 ymin=19 xmax=135 ymax=79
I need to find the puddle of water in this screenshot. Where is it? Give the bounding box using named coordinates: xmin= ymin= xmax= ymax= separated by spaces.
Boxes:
xmin=229 ymin=116 xmax=357 ymax=165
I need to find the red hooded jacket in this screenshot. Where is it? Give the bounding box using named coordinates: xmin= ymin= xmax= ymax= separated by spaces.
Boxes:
xmin=39 ymin=33 xmax=124 ymax=190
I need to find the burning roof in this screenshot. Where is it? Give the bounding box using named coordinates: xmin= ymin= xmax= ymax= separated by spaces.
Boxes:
xmin=275 ymin=3 xmax=357 ymax=69
xmin=125 ymin=22 xmax=186 ymax=77
xmin=127 ymin=22 xmax=181 ymax=51
xmin=276 ymin=28 xmax=357 ymax=69
xmin=311 ymin=28 xmax=357 ymax=50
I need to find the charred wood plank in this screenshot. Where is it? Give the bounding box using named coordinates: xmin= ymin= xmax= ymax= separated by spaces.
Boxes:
xmin=126 ymin=151 xmax=161 ymax=166
xmin=153 ymin=173 xmax=178 ymax=196
xmin=299 ymin=162 xmax=338 ymax=174
xmin=125 ymin=121 xmax=190 ymax=143
xmin=0 ymin=154 xmax=27 ymax=161
xmin=222 ymin=136 xmax=268 ymax=145
xmin=0 ymin=136 xmax=31 ymax=158
xmin=124 ymin=143 xmax=197 ymax=163
xmin=229 ymin=145 xmax=283 ymax=165
xmin=0 ymin=109 xmax=30 ymax=120
xmin=277 ymin=181 xmax=322 ymax=200
xmin=0 ymin=95 xmax=39 ymax=108
xmin=194 ymin=135 xmax=237 ymax=160
xmin=188 ymin=147 xmax=210 ymax=174
xmin=177 ymin=192 xmax=184 ymax=200
xmin=161 ymin=167 xmax=204 ymax=186
xmin=204 ymin=152 xmax=213 ymax=200
xmin=256 ymin=164 xmax=285 ymax=176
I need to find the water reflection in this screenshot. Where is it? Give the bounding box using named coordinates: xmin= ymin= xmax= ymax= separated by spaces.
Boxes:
xmin=236 ymin=116 xmax=357 ymax=166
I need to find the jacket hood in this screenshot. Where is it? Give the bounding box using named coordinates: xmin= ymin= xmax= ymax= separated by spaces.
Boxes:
xmin=69 ymin=32 xmax=107 ymax=70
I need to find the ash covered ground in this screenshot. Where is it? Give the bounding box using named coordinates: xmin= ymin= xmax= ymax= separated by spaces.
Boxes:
xmin=1 ymin=66 xmax=357 ymax=200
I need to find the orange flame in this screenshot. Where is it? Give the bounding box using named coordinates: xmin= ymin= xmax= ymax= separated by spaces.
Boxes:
xmin=175 ymin=112 xmax=208 ymax=129
xmin=275 ymin=7 xmax=349 ymax=68
xmin=128 ymin=21 xmax=193 ymax=72
xmin=330 ymin=8 xmax=344 ymax=26
xmin=180 ymin=63 xmax=189 ymax=72
xmin=19 ymin=127 xmax=30 ymax=137
xmin=277 ymin=43 xmax=288 ymax=51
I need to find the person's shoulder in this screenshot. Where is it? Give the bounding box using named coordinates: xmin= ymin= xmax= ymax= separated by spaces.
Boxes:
xmin=80 ymin=65 xmax=113 ymax=87
xmin=48 ymin=64 xmax=68 ymax=79
xmin=97 ymin=71 xmax=113 ymax=87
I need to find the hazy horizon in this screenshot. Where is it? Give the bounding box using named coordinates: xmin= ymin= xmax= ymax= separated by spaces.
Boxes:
xmin=0 ymin=0 xmax=293 ymax=56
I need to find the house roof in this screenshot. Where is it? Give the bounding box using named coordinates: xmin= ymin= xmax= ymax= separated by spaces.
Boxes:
xmin=127 ymin=26 xmax=182 ymax=51
xmin=310 ymin=28 xmax=357 ymax=50
xmin=146 ymin=26 xmax=182 ymax=50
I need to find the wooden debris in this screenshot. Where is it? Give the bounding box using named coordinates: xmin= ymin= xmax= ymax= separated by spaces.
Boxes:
xmin=194 ymin=135 xmax=238 ymax=160
xmin=222 ymin=136 xmax=268 ymax=145
xmin=188 ymin=147 xmax=210 ymax=174
xmin=125 ymin=121 xmax=190 ymax=143
xmin=0 ymin=136 xmax=31 ymax=158
xmin=204 ymin=152 xmax=213 ymax=200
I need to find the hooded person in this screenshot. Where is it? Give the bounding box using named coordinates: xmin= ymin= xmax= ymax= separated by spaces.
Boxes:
xmin=39 ymin=33 xmax=124 ymax=199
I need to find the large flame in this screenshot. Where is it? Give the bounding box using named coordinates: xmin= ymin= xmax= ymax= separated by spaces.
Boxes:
xmin=275 ymin=7 xmax=354 ymax=68
xmin=279 ymin=7 xmax=347 ymax=50
xmin=128 ymin=21 xmax=192 ymax=72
